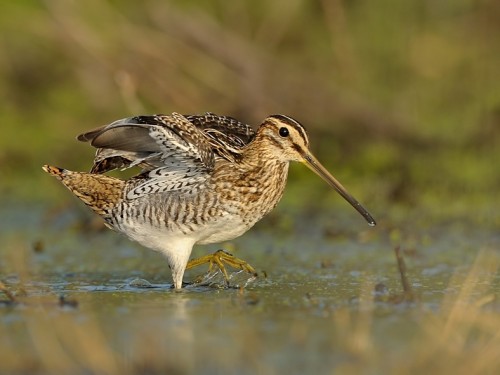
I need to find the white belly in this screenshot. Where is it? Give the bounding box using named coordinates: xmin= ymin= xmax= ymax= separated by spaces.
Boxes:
xmin=114 ymin=210 xmax=252 ymax=251
xmin=195 ymin=214 xmax=252 ymax=245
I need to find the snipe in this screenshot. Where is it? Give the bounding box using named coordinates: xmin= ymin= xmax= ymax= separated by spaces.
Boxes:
xmin=43 ymin=112 xmax=375 ymax=289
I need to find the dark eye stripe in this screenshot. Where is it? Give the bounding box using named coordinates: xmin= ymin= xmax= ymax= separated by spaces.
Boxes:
xmin=267 ymin=133 xmax=283 ymax=149
xmin=291 ymin=142 xmax=303 ymax=154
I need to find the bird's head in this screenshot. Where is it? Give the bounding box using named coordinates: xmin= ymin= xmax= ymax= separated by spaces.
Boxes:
xmin=256 ymin=114 xmax=376 ymax=226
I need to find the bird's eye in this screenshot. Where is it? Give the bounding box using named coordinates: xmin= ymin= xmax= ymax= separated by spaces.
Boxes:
xmin=279 ymin=127 xmax=289 ymax=137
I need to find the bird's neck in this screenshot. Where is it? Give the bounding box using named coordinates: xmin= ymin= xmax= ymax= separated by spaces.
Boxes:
xmin=240 ymin=137 xmax=288 ymax=177
xmin=234 ymin=141 xmax=290 ymax=217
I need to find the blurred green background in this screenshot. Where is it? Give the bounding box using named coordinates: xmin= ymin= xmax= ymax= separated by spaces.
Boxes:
xmin=0 ymin=0 xmax=499 ymax=224
xmin=1 ymin=2 xmax=500 ymax=374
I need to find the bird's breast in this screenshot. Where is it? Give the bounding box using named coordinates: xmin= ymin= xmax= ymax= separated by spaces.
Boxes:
xmin=210 ymin=159 xmax=290 ymax=224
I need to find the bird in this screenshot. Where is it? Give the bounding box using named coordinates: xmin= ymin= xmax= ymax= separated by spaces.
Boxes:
xmin=43 ymin=112 xmax=375 ymax=289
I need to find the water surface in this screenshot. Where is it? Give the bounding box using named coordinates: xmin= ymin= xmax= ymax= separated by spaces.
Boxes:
xmin=1 ymin=201 xmax=499 ymax=374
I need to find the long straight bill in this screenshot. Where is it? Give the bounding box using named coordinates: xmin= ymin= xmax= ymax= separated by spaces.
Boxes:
xmin=303 ymin=153 xmax=376 ymax=226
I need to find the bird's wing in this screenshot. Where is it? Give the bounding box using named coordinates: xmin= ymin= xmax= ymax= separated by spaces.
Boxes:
xmin=185 ymin=112 xmax=256 ymax=162
xmin=80 ymin=112 xmax=255 ymax=173
xmin=80 ymin=113 xmax=214 ymax=169
xmin=78 ymin=113 xmax=215 ymax=199
xmin=185 ymin=112 xmax=255 ymax=146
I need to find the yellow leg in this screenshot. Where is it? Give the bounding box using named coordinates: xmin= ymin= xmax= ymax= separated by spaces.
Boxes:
xmin=186 ymin=249 xmax=257 ymax=285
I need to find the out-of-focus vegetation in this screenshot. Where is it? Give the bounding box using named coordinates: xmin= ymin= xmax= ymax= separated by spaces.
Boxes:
xmin=0 ymin=0 xmax=498 ymax=222
xmin=1 ymin=2 xmax=500 ymax=374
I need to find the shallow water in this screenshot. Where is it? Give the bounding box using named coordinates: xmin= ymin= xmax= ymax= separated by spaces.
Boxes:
xmin=1 ymin=201 xmax=499 ymax=374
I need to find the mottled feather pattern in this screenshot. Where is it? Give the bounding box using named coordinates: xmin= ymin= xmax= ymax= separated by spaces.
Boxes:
xmin=149 ymin=113 xmax=215 ymax=169
xmin=127 ymin=166 xmax=207 ymax=199
xmin=147 ymin=122 xmax=212 ymax=169
xmin=45 ymin=111 xmax=376 ymax=289
xmin=42 ymin=165 xmax=125 ymax=217
xmin=80 ymin=113 xmax=255 ymax=174
xmin=91 ymin=149 xmax=159 ymax=173
xmin=185 ymin=112 xmax=255 ymax=142
xmin=79 ymin=113 xmax=258 ymax=198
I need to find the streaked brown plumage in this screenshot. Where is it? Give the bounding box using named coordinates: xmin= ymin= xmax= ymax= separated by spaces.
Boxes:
xmin=43 ymin=112 xmax=375 ymax=289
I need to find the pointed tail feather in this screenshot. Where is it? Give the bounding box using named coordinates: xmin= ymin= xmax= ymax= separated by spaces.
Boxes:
xmin=42 ymin=165 xmax=67 ymax=179
xmin=42 ymin=164 xmax=125 ymax=216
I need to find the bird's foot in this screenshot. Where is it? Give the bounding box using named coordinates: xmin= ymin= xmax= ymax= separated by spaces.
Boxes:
xmin=186 ymin=249 xmax=257 ymax=287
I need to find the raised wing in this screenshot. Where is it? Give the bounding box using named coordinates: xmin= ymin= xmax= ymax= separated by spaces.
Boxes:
xmin=79 ymin=113 xmax=214 ymax=169
xmin=78 ymin=113 xmax=214 ymax=199
xmin=77 ymin=112 xmax=256 ymax=199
